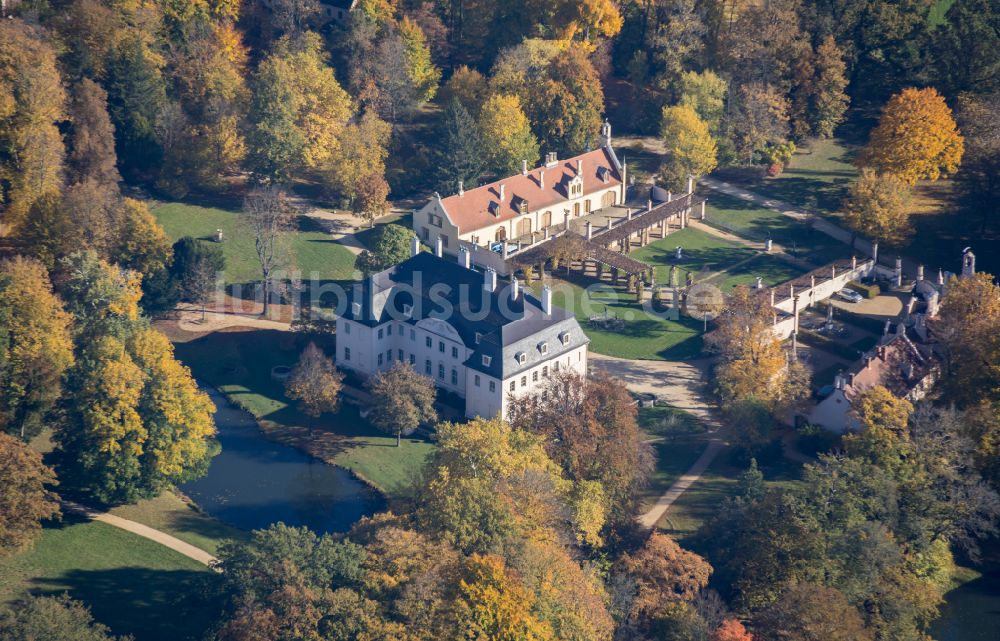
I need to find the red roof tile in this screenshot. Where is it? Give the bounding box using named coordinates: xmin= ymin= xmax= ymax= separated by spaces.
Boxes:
xmin=439 ymin=147 xmax=622 ymax=234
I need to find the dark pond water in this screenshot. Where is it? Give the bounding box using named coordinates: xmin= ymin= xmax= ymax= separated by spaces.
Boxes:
xmin=181 ymin=386 xmax=383 ymax=534
xmin=931 ymin=566 xmax=1000 ymax=641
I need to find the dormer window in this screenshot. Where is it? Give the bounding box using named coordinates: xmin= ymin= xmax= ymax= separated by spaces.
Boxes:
xmin=402 ymin=303 xmax=413 ymax=317
xmin=482 ymin=355 xmax=492 ymax=367
xmin=516 ymin=197 xmax=529 ymax=214
xmin=538 ymin=341 xmax=548 ymax=355
xmin=488 ymin=202 xmax=501 ymax=216
xmin=351 ymin=302 xmax=362 ymax=317
xmin=598 ymin=167 xmax=610 ymax=183
xmin=515 ymin=352 xmax=527 ymax=365
xmin=559 ymin=332 xmax=571 ymax=346
xmin=475 ymin=332 xmax=482 ymax=344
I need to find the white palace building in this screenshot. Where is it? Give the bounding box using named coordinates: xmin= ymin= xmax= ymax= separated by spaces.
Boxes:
xmin=335 ymin=240 xmax=589 ymax=419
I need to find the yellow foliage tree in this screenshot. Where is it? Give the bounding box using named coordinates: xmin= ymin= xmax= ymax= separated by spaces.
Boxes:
xmin=400 ymin=16 xmax=441 ymax=104
xmin=845 ymin=385 xmax=914 ymax=470
xmin=552 ymin=0 xmax=623 ymax=42
xmin=477 ymin=94 xmax=540 ymax=177
xmin=116 ymin=198 xmax=173 ymax=278
xmin=709 ymin=286 xmax=808 ymax=411
xmin=932 ymin=272 xmax=1000 ymax=407
xmin=659 ymin=105 xmax=718 ymax=191
xmin=0 ymin=257 xmax=75 ymax=440
xmin=861 ymin=87 xmax=964 ymax=184
xmin=842 ymin=168 xmax=913 ymax=247
xmin=455 ymin=554 xmax=554 ymax=641
xmin=0 ymin=20 xmax=67 ymax=230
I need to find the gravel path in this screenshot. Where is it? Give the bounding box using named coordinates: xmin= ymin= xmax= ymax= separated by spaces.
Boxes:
xmin=62 ymin=501 xmax=219 ymax=569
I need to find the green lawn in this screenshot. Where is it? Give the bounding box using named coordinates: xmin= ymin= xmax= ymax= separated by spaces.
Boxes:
xmin=751 ymin=137 xmax=858 ymax=217
xmin=631 ymin=226 xmax=757 ymax=285
xmin=170 ymin=327 xmax=435 ymax=497
xmin=704 ymin=193 xmax=849 ymax=266
xmin=540 ymin=278 xmax=705 ymax=360
xmin=109 ymin=491 xmax=247 ymax=556
xmin=657 ymin=449 xmax=805 ymax=544
xmin=637 ymin=405 xmax=712 ymax=512
xmin=152 ymin=202 xmax=358 ymax=284
xmin=928 ymin=0 xmax=955 ymax=27
xmin=0 ymin=517 xmax=222 ymax=641
xmin=711 ymin=254 xmax=808 ymax=291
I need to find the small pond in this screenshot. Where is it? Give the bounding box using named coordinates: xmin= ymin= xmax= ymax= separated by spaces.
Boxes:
xmin=181 ymin=386 xmax=384 ymax=534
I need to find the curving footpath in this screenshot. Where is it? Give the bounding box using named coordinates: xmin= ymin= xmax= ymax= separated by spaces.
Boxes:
xmin=62 ymin=500 xmax=219 ymax=569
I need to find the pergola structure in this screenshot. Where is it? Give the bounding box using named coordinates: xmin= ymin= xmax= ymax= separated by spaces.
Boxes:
xmin=507 ymin=192 xmax=708 ymax=285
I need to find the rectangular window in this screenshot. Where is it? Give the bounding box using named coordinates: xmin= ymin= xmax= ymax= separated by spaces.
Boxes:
xmin=344 ymin=323 xmax=351 ymax=335
xmin=344 ymin=347 xmax=351 ymax=361
xmin=475 ymin=375 xmax=481 ymax=387
xmin=421 ymin=227 xmax=430 ymax=240
xmin=510 ymin=381 xmax=516 ymax=392
xmin=426 ymin=336 xmax=432 ymax=348
xmin=521 ymin=376 xmax=527 ymax=387
xmin=532 ymin=371 xmax=538 ymax=382
xmin=387 ymin=324 xmax=393 ymax=336
xmin=409 ymin=354 xmax=415 ymax=365
xmin=554 ymin=361 xmax=560 ymax=372
xmin=451 ymin=369 xmax=458 ymax=385
xmin=425 ymin=360 xmax=432 ymax=375
xmin=452 ymin=346 xmax=459 ymax=358
xmin=489 ymin=381 xmax=496 ymax=392
xmin=542 ymin=366 xmax=548 ymax=377
xmin=386 ymin=350 xmax=392 ymax=362
xmin=482 ymin=355 xmax=492 ymax=367
xmin=398 ymin=349 xmax=404 ymax=361
xmin=378 ymin=353 xmax=383 ymax=366
xmin=410 ymin=329 xmax=415 ymax=340
xmin=441 ymin=235 xmax=449 ymax=248
xmin=378 ymin=328 xmax=384 ymax=340
xmin=439 ymin=341 xmax=445 ymax=353
xmin=438 ymin=363 xmax=445 ymax=379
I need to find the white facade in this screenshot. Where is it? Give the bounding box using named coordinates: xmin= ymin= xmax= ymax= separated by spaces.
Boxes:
xmin=335 ymin=252 xmax=589 ymax=420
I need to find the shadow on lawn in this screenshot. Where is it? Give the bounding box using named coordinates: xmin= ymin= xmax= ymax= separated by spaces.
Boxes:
xmin=634 ymin=245 xmax=756 ymax=273
xmin=33 ymin=567 xmax=223 ymax=641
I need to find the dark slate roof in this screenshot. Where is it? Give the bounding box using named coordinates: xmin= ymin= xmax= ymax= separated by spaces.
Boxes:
xmin=343 ymin=252 xmax=588 ymax=378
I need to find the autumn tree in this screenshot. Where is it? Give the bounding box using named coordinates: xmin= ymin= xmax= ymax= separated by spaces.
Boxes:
xmin=551 ymin=0 xmax=622 ymax=43
xmin=366 ymin=361 xmax=437 ymax=446
xmin=354 ymin=223 xmax=413 ymax=276
xmin=0 ymin=19 xmax=67 ymax=229
xmin=246 ymin=33 xmax=354 ymax=183
xmin=860 ymin=87 xmax=964 ymax=184
xmin=67 ymin=79 xmax=120 ymax=187
xmin=535 ymin=47 xmax=604 ymax=155
xmin=842 ymin=168 xmax=913 ymax=247
xmin=400 ymin=17 xmax=441 ymax=105
xmin=678 ymin=70 xmax=728 ymax=134
xmin=325 ymin=110 xmax=391 ymax=226
xmin=242 ymin=186 xmax=296 ymax=317
xmin=56 ymin=251 xmax=142 ymax=338
xmin=709 ymin=286 xmax=808 ymax=411
xmin=617 ymin=532 xmax=713 ymax=630
xmin=0 ymin=432 xmax=60 ymax=555
xmin=116 ymin=198 xmax=173 ymax=278
xmin=728 ymin=83 xmax=790 ymax=166
xmin=752 ymin=582 xmax=873 ymax=641
xmin=659 ymin=105 xmax=718 ymax=191
xmin=0 ymin=257 xmax=74 ymax=440
xmin=433 ymin=99 xmax=486 ymax=193
xmin=0 ymin=595 xmax=126 ymax=641
xmin=453 ymin=553 xmax=554 ymax=641
xmin=711 ymin=618 xmax=753 ymax=641
xmin=439 ymin=65 xmax=488 ymax=115
xmin=790 ymin=35 xmax=849 ymax=140
xmin=932 ymin=273 xmax=1000 ymax=407
xmin=478 ymin=94 xmax=539 ymax=177
xmin=285 ymin=342 xmax=344 ymax=417
xmin=508 ymin=370 xmax=653 ymax=522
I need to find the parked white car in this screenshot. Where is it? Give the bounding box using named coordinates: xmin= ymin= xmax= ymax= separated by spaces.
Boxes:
xmin=837 ymin=288 xmax=864 ymax=304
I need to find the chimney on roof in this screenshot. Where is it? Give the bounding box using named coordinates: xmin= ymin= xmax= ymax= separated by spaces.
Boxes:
xmin=435 ymin=236 xmax=443 ymax=257
xmin=834 ymin=373 xmax=844 ymax=390
xmin=458 ymin=246 xmax=470 ymax=269
xmin=539 ymin=171 xmax=545 ymax=189
xmin=848 ymin=372 xmax=856 ymax=387
xmin=576 ymin=159 xmax=582 ymax=175
xmin=585 ymin=221 xmax=593 ymax=240
xmin=917 ymin=264 xmax=924 ymax=281
xmin=484 ymin=267 xmax=497 ymax=293
xmin=601 ymin=120 xmax=611 ymax=146
xmin=511 ymin=276 xmax=520 ymax=301
xmin=541 ymin=284 xmax=552 ymax=315
xmin=499 ymin=183 xmax=506 ymax=202
xmin=411 ymin=235 xmax=420 ymax=258
xmin=522 ymin=159 xmax=528 ymax=176
xmin=458 ymin=180 xmax=464 ymax=196
xmin=545 ymin=152 xmax=558 ymax=167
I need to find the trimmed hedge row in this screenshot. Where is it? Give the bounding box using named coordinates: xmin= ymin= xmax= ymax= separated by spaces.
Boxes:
xmin=847 ymin=280 xmax=880 ymax=299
